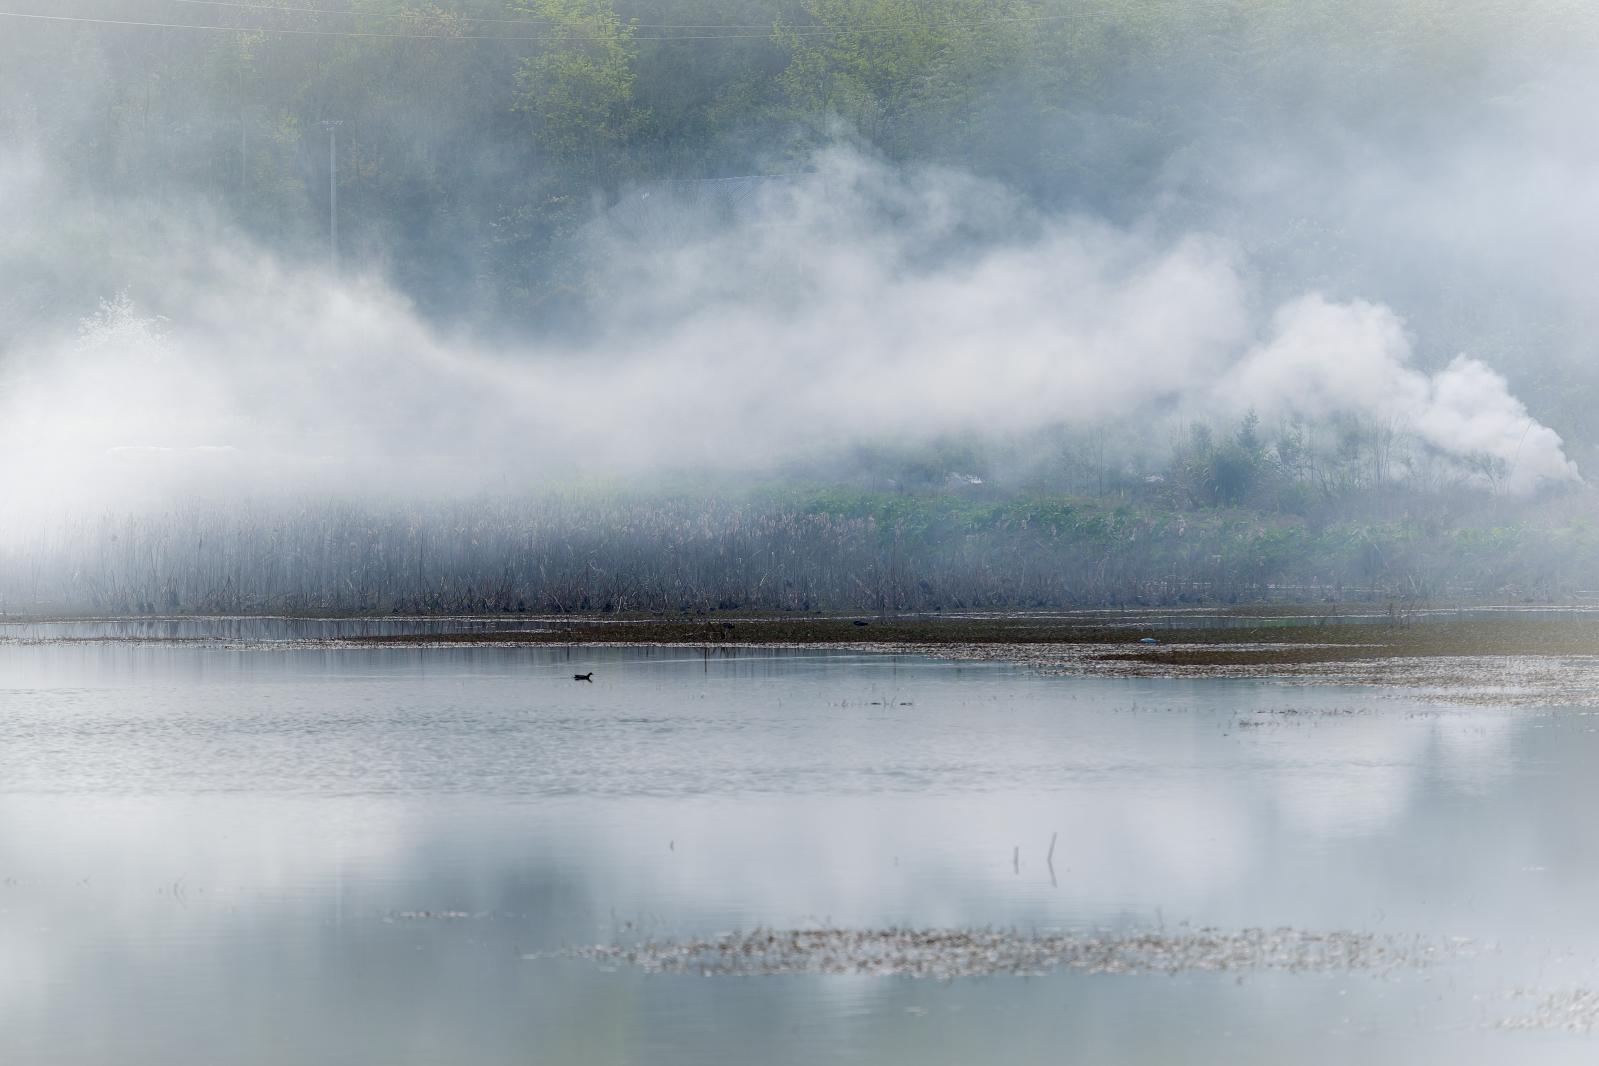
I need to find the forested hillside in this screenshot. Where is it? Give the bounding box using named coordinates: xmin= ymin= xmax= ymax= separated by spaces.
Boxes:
xmin=4 ymin=2 xmax=1599 ymax=611
xmin=6 ymin=3 xmax=1594 ymax=353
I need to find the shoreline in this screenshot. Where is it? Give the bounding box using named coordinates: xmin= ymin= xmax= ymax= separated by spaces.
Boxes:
xmin=8 ymin=608 xmax=1599 ymax=664
xmin=7 ymin=611 xmax=1599 ymax=704
xmin=339 ymin=614 xmax=1599 ymax=706
xmin=327 ymin=612 xmax=1599 ymax=665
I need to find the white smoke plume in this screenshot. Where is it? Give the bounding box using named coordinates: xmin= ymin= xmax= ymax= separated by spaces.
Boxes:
xmin=1224 ymin=296 xmax=1579 ymax=493
xmin=0 ymin=148 xmax=1579 ymax=521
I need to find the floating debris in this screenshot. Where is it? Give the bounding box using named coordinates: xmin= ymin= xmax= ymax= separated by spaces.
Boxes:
xmin=552 ymin=926 xmax=1461 ymax=979
xmin=1500 ymin=988 xmax=1599 ymax=1032
xmin=1237 ymin=706 xmax=1375 ymax=726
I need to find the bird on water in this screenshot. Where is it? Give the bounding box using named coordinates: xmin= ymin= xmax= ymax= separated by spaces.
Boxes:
xmin=573 ymin=672 xmax=593 ymax=682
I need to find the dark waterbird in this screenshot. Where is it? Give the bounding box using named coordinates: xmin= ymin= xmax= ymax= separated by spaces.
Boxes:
xmin=573 ymin=672 xmax=593 ymax=682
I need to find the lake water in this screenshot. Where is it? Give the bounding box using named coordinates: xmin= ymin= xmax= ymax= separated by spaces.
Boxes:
xmin=3 ymin=627 xmax=1599 ymax=1063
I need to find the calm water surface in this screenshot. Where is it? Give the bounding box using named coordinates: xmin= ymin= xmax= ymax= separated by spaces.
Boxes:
xmin=3 ymin=627 xmax=1598 ymax=1064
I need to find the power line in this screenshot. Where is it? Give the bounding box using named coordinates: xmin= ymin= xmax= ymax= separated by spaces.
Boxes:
xmin=0 ymin=6 xmax=1101 ymax=44
xmin=0 ymin=9 xmax=768 ymax=40
xmin=158 ymin=0 xmax=778 ymax=31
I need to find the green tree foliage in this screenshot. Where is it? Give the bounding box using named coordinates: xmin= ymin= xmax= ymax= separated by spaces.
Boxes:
xmin=777 ymin=0 xmax=1038 ymax=159
xmin=6 ymin=0 xmax=1599 ymax=396
xmin=514 ymin=0 xmax=643 ymax=176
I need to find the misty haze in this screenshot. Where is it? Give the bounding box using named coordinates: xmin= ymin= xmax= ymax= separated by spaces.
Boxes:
xmin=5 ymin=2 xmax=1599 ymax=1064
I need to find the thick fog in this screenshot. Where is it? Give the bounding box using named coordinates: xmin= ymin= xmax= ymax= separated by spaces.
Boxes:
xmin=2 ymin=1 xmax=1598 ymax=609
xmin=0 ymin=147 xmax=1584 ymax=510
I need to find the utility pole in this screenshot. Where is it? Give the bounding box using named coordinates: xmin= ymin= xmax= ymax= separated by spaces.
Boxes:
xmin=320 ymin=120 xmax=343 ymax=272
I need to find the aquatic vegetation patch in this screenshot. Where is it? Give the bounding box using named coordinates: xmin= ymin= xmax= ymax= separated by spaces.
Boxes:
xmin=556 ymin=926 xmax=1462 ymax=979
xmin=1499 ymin=988 xmax=1599 ymax=1032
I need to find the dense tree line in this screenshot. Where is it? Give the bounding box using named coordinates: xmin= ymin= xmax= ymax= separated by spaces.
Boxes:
xmin=4 ymin=483 xmax=1594 ymax=615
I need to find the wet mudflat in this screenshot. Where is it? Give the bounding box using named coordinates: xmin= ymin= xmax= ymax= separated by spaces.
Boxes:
xmin=319 ymin=604 xmax=1599 ymax=665
xmin=311 ymin=609 xmax=1599 ymax=703
xmin=3 ymin=622 xmax=1599 ymax=1064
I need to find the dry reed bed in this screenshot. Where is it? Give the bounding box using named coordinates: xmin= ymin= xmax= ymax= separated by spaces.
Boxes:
xmin=5 ymin=493 xmax=1591 ymax=616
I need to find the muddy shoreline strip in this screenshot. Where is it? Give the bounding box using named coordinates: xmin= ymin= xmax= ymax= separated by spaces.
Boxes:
xmin=324 ymin=615 xmax=1599 ymax=704
xmin=329 ymin=614 xmax=1599 ymax=665
xmin=10 ymin=608 xmax=1599 ymax=664
xmin=10 ymin=613 xmax=1599 ymax=703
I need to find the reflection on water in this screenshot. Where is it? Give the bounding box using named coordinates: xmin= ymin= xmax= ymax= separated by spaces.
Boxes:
xmin=2 ymin=633 xmax=1599 ymax=1063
